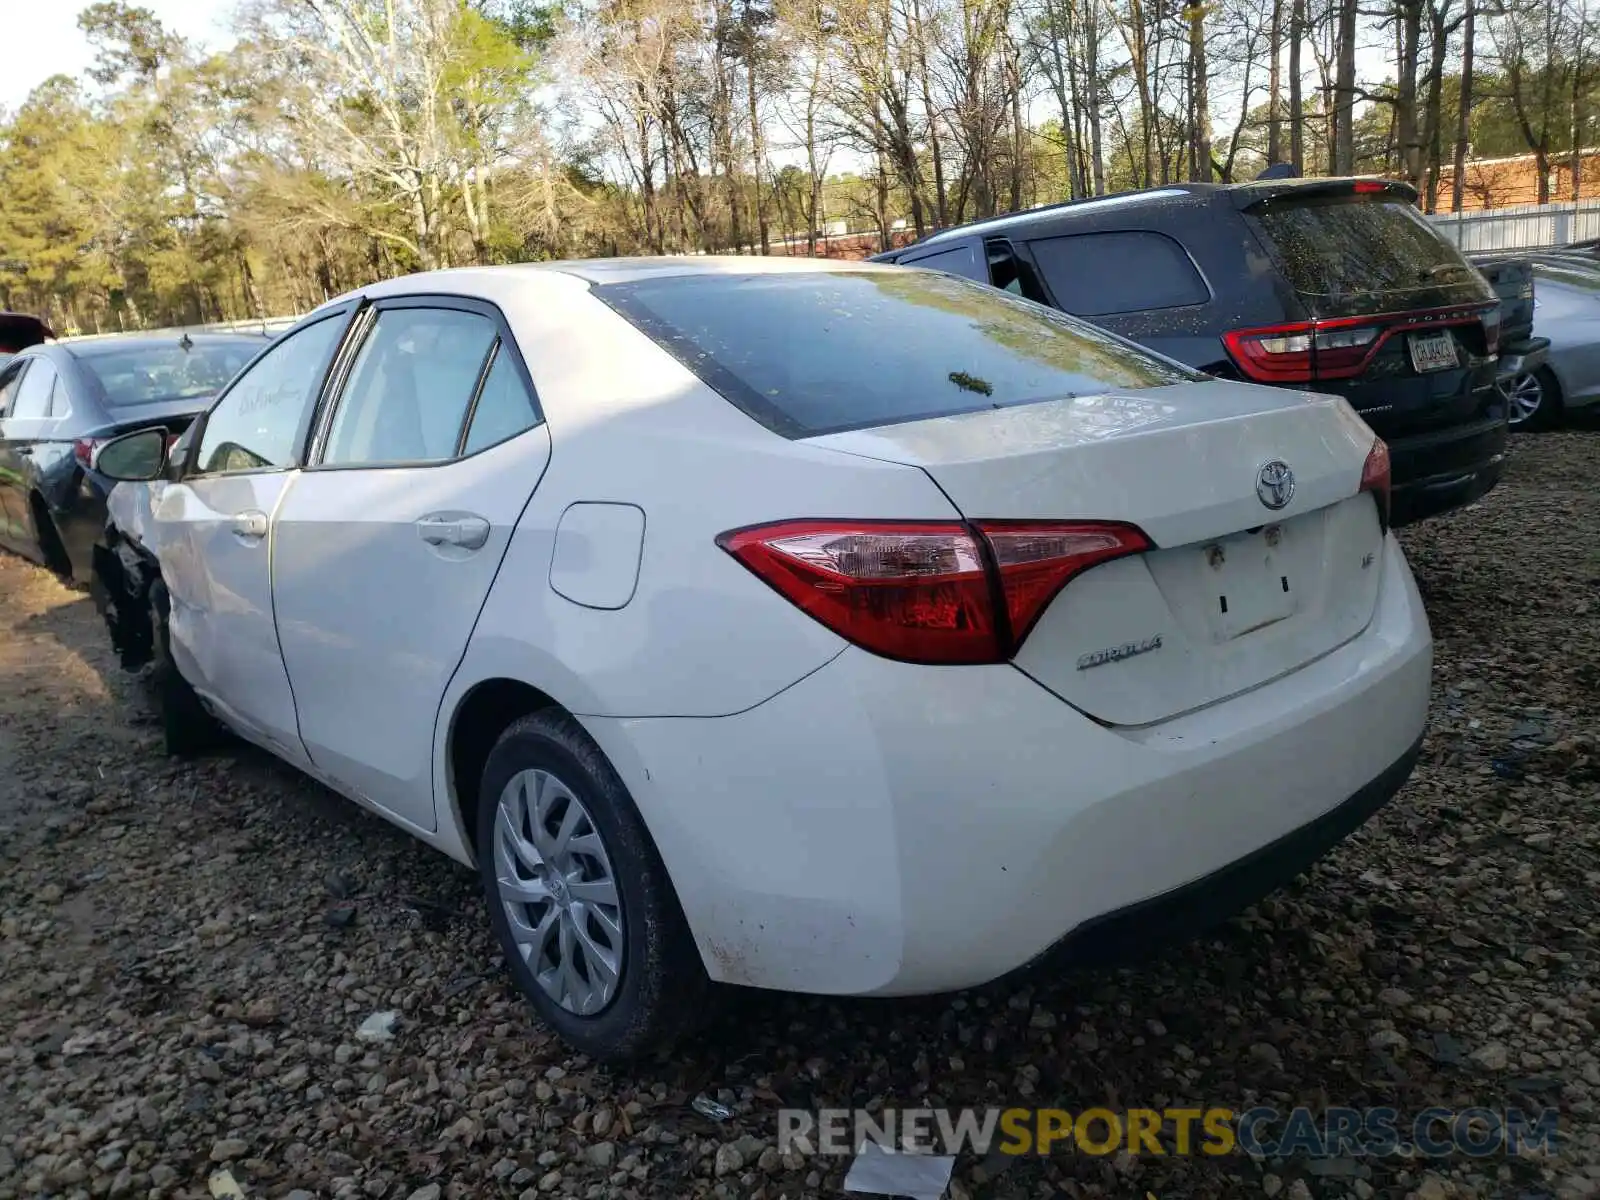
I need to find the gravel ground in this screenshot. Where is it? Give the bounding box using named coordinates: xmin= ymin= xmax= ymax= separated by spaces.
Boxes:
xmin=1 ymin=430 xmax=1597 ymax=1200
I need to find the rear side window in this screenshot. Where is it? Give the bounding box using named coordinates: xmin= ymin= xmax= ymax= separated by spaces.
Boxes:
xmin=0 ymin=362 xmax=26 ymax=414
xmin=1251 ymin=196 xmax=1487 ymax=317
xmin=1026 ymin=231 xmax=1210 ymax=317
xmin=601 ymin=270 xmax=1199 ymax=439
xmin=462 ymin=347 xmax=540 ymax=455
xmin=79 ymin=341 xmax=260 ymax=410
xmin=9 ymin=359 xmax=57 ymax=419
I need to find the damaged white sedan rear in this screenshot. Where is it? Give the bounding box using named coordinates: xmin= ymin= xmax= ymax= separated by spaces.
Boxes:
xmin=90 ymin=258 xmax=1431 ymax=1060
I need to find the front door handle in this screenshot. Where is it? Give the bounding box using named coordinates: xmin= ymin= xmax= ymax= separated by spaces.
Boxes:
xmin=232 ymin=510 xmax=269 ymax=540
xmin=417 ymin=514 xmax=490 ymax=550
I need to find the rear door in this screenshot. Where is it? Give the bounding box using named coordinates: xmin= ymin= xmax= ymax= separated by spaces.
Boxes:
xmin=271 ymin=297 xmax=551 ymax=832
xmin=149 ymin=310 xmax=354 ymax=760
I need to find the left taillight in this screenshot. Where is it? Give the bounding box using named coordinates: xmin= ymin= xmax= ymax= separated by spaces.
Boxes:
xmin=73 ymin=438 xmax=103 ymax=469
xmin=717 ymin=518 xmax=1151 ymax=665
xmin=1360 ymin=437 xmax=1392 ymax=531
xmin=1223 ymin=322 xmax=1380 ymax=383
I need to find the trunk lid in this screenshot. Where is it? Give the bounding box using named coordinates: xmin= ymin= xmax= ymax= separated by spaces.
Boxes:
xmin=808 ymin=380 xmax=1387 ymax=725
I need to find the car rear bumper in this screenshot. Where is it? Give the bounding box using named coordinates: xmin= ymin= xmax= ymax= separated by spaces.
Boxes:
xmin=582 ymin=534 xmax=1432 ymax=996
xmin=1387 ymin=411 xmax=1508 ymax=526
xmin=1496 ymin=336 xmax=1549 ymax=382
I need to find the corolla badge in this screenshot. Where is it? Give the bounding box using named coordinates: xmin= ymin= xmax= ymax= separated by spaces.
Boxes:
xmin=1076 ymin=635 xmax=1163 ymax=671
xmin=1256 ymin=460 xmax=1296 ymax=510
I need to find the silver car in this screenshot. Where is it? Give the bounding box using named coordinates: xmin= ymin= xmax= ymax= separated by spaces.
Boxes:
xmin=1502 ymin=257 xmax=1600 ymax=430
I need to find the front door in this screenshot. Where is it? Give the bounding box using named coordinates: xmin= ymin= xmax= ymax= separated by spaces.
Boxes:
xmin=150 ymin=310 xmax=353 ymax=760
xmin=270 ymin=299 xmax=551 ymax=831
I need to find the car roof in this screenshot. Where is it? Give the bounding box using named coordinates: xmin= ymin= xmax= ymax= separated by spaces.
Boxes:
xmin=343 ymin=255 xmax=897 ymax=300
xmin=882 ymin=176 xmax=1418 ymax=255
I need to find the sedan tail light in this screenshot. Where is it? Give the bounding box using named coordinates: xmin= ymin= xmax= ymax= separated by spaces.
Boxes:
xmin=1360 ymin=437 xmax=1392 ymax=531
xmin=73 ymin=438 xmax=105 ymax=469
xmin=717 ymin=519 xmax=1152 ymax=664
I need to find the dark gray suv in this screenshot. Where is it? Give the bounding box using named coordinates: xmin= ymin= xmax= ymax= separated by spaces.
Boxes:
xmin=871 ymin=177 xmax=1507 ymax=527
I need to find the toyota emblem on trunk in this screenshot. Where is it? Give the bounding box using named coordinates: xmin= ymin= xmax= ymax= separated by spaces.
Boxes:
xmin=1256 ymin=460 xmax=1296 ymax=510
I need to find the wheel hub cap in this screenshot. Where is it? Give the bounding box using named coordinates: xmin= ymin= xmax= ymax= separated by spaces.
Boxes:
xmin=493 ymin=769 xmax=625 ymax=1016
xmin=1504 ymin=372 xmax=1543 ymax=422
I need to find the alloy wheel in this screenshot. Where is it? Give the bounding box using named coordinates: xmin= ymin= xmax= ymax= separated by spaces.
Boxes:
xmin=493 ymin=769 xmax=625 ymax=1016
xmin=1503 ymin=371 xmax=1545 ymax=426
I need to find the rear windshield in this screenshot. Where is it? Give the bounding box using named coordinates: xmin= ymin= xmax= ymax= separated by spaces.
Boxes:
xmin=600 ymin=270 xmax=1199 ymax=438
xmin=1252 ymin=196 xmax=1490 ymax=318
xmin=80 ymin=340 xmax=261 ymax=409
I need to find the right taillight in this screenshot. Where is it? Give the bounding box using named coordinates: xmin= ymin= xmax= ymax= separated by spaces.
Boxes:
xmin=1360 ymin=437 xmax=1392 ymax=531
xmin=717 ymin=518 xmax=1151 ymax=665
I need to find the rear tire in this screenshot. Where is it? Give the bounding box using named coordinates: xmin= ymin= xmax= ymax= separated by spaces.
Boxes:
xmin=29 ymin=494 xmax=73 ymax=583
xmin=476 ymin=709 xmax=708 ymax=1061
xmin=147 ymin=579 xmax=226 ymax=758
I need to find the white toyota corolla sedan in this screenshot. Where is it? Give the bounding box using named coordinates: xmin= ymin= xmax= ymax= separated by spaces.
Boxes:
xmin=92 ymin=257 xmax=1432 ymax=1060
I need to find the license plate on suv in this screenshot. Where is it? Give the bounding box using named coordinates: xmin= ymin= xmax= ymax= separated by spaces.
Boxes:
xmin=1409 ymin=329 xmax=1458 ymax=373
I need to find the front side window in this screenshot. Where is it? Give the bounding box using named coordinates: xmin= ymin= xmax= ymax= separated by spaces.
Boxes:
xmin=602 ymin=269 xmax=1199 ymax=438
xmin=195 ymin=316 xmax=345 ymax=474
xmin=322 ymin=308 xmax=499 ymax=467
xmin=902 ymin=243 xmax=985 ymax=282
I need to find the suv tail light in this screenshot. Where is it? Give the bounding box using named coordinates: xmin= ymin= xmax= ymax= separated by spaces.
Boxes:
xmin=718 ymin=519 xmax=1151 ymax=664
xmin=1225 ymin=306 xmax=1499 ymax=384
xmin=1223 ymin=322 xmax=1380 ymax=382
xmin=1360 ymin=437 xmax=1392 ymax=531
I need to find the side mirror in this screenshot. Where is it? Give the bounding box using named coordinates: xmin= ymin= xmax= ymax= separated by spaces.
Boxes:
xmin=94 ymin=428 xmax=168 ymax=481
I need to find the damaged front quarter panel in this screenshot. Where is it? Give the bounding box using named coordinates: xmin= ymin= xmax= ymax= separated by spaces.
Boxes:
xmin=91 ymin=485 xmax=163 ymax=672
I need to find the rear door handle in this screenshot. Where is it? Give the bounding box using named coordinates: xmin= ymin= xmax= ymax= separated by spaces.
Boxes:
xmin=417 ymin=514 xmax=490 ymax=550
xmin=232 ymin=510 xmax=269 ymax=540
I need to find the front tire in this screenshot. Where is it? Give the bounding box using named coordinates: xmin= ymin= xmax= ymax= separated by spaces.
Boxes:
xmin=476 ymin=709 xmax=707 ymax=1060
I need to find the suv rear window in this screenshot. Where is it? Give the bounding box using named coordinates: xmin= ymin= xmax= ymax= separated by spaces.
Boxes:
xmin=600 ymin=270 xmax=1198 ymax=438
xmin=1251 ymin=196 xmax=1487 ymax=318
xmin=79 ymin=340 xmax=261 ymax=410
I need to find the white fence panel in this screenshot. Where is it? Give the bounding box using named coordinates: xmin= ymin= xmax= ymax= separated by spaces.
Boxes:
xmin=1429 ymin=198 xmax=1600 ymax=252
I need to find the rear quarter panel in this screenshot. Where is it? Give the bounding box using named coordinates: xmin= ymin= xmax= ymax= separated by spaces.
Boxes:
xmin=442 ymin=281 xmax=961 ymax=723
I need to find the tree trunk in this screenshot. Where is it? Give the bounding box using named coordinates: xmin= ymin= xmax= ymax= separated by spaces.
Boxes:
xmin=1333 ymin=0 xmax=1358 ymax=174
xmin=1452 ymin=0 xmax=1473 ymax=211
xmin=1267 ymin=0 xmax=1283 ymax=164
xmin=1289 ymin=0 xmax=1305 ymax=173
xmin=1086 ymin=2 xmax=1106 ymax=193
xmin=1422 ymin=1 xmax=1450 ymax=212
xmin=911 ymin=0 xmax=948 ymax=224
xmin=1009 ymin=43 xmax=1026 ymax=209
xmin=1395 ymin=0 xmax=1423 ymax=188
xmin=1188 ymin=2 xmax=1213 ymax=181
xmin=1572 ymin=25 xmax=1589 ymax=200
xmin=745 ymin=57 xmax=771 ymax=254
